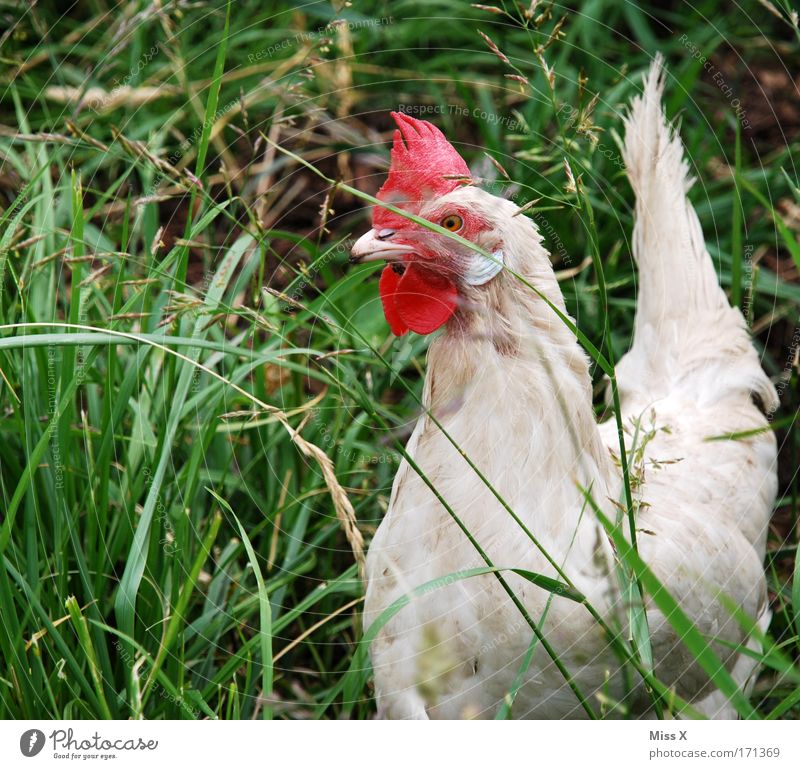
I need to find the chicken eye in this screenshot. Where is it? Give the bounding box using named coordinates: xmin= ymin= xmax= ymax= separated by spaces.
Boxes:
xmin=441 ymin=214 xmax=463 ymax=232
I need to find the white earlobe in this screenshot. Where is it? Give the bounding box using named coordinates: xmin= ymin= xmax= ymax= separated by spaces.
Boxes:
xmin=463 ymin=248 xmax=504 ymax=286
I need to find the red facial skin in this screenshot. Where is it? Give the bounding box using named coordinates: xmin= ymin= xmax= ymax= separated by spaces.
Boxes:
xmin=377 ymin=207 xmax=491 ymax=335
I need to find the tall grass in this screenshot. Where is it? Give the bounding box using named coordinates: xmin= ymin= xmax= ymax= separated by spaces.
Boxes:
xmin=0 ymin=0 xmax=798 ymax=719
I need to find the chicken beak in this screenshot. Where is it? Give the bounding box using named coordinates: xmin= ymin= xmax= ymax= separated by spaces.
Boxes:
xmin=349 ymin=230 xmax=414 ymax=264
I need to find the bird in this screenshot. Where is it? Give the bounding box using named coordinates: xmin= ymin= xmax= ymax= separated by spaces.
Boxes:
xmin=349 ymin=56 xmax=778 ymax=719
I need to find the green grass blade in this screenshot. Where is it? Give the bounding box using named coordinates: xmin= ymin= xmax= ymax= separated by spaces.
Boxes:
xmin=65 ymin=596 xmax=113 ymax=719
xmin=223 ymin=495 xmax=274 ymax=721
xmin=113 ymin=234 xmax=252 ymax=678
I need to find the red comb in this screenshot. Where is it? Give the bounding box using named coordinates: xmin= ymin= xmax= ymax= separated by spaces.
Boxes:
xmin=373 ymin=112 xmax=471 ymax=230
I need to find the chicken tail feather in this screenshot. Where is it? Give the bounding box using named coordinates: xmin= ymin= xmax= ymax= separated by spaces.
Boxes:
xmin=619 ymin=54 xmax=777 ymax=412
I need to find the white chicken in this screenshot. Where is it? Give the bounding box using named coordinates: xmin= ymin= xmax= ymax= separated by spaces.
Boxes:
xmin=350 ymin=57 xmax=778 ymax=719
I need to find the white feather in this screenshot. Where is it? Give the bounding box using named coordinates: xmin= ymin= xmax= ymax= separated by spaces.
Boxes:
xmin=363 ymin=56 xmax=778 ymax=720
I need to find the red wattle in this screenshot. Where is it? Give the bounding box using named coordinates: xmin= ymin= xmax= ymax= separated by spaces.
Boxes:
xmin=379 ymin=266 xmax=408 ymax=335
xmin=378 ymin=264 xmax=458 ymax=336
